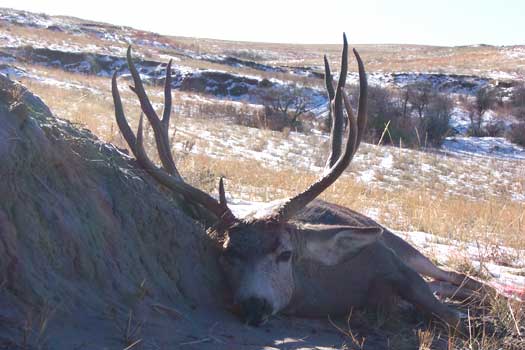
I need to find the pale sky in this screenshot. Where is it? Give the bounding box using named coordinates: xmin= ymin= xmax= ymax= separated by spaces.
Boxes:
xmin=2 ymin=0 xmax=524 ymax=46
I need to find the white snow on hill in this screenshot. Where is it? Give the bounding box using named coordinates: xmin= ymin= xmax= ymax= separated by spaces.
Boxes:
xmin=442 ymin=137 xmax=525 ymax=160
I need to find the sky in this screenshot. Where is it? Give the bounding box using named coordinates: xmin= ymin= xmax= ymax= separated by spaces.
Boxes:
xmin=1 ymin=0 xmax=524 ymax=46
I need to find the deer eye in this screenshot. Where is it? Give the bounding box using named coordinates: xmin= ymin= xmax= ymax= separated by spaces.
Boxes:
xmin=277 ymin=251 xmax=292 ymax=263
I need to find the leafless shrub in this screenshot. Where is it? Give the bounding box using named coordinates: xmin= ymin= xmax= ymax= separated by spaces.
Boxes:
xmin=467 ymin=87 xmax=498 ymax=136
xmin=256 ymin=85 xmax=317 ymax=132
xmin=510 ymin=84 xmax=525 ymax=121
xmin=353 ymin=84 xmax=452 ymax=147
xmin=506 ymin=122 xmax=525 ymax=146
xmin=352 ymin=85 xmax=408 ymax=144
xmin=485 ymin=121 xmax=506 ymax=137
xmin=406 ymin=81 xmax=434 ymax=120
xmin=419 ymin=93 xmax=454 ymax=146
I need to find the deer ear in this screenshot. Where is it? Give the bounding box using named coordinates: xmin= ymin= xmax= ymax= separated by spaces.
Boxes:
xmin=300 ymin=225 xmax=383 ymax=266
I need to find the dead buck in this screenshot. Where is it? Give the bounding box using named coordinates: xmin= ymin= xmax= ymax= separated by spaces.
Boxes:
xmin=111 ymin=34 xmax=488 ymax=327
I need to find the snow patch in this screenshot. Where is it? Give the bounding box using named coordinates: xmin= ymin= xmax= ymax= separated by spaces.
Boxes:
xmin=396 ymin=230 xmax=525 ymax=300
xmin=442 ymin=137 xmax=525 ymax=160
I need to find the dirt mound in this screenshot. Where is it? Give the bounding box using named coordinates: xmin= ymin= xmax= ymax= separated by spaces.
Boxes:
xmin=0 ymin=74 xmax=228 ymax=348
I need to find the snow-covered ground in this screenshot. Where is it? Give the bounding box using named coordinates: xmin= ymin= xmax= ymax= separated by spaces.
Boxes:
xmin=4 ymin=57 xmax=525 ymax=166
xmin=397 ymin=230 xmax=525 ymax=300
xmin=346 ymin=72 xmax=494 ymax=95
xmin=442 ymin=136 xmax=525 ymax=160
xmin=3 ymin=37 xmax=524 ymax=169
xmin=4 ymin=59 xmax=521 ymax=202
xmin=0 ymin=64 xmax=103 ymax=94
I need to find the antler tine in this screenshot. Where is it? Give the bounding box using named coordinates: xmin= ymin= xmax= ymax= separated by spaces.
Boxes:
xmin=274 ymin=90 xmax=355 ymax=221
xmin=112 ymin=71 xmax=137 ymax=151
xmin=274 ymin=37 xmax=367 ymax=222
xmin=324 ymin=55 xmax=339 ymax=170
xmin=126 ymin=46 xmax=181 ymax=179
xmin=334 ymin=33 xmax=349 ymax=103
xmin=219 ymin=177 xmax=228 ymax=208
xmin=112 ymin=55 xmax=237 ymax=225
xmin=353 ymin=48 xmax=368 ymax=150
xmin=162 ymin=59 xmax=173 ymax=128
xmin=342 ymin=90 xmax=358 ymax=157
xmin=325 ymin=33 xmax=348 ymax=170
xmin=323 ymin=55 xmax=335 ymax=101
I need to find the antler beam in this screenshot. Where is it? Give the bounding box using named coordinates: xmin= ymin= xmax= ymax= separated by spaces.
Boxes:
xmin=111 ymin=47 xmax=236 ymax=225
xmin=275 ymin=34 xmax=368 ymax=221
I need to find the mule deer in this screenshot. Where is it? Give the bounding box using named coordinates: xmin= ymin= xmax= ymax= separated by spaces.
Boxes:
xmin=111 ymin=34 xmax=487 ymax=327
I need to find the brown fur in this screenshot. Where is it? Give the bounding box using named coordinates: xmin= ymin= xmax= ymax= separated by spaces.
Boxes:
xmin=219 ymin=199 xmax=488 ymax=326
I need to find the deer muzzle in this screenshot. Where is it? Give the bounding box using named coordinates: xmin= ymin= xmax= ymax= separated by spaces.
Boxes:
xmin=239 ymin=297 xmax=273 ymax=326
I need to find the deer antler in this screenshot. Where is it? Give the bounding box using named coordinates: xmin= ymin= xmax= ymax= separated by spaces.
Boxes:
xmin=274 ymin=34 xmax=368 ymax=222
xmin=112 ymin=47 xmax=236 ymax=225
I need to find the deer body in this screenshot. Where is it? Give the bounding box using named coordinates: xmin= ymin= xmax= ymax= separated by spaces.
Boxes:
xmin=111 ymin=34 xmax=488 ymax=329
xmin=286 ymin=239 xmax=420 ymax=317
xmin=227 ymin=199 xmax=462 ymax=325
xmin=293 ymin=199 xmax=435 ymax=268
xmin=294 ymin=199 xmax=485 ymax=293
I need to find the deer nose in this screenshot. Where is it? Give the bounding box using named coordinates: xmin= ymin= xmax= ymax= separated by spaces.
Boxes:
xmin=239 ymin=297 xmax=273 ymax=326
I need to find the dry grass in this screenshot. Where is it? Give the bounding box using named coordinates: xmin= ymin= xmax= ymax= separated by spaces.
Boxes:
xmin=0 ymin=22 xmax=126 ymax=53
xmin=359 ymin=294 xmax=523 ymax=349
xmin=330 ymin=293 xmax=524 ymax=349
xmin=17 ymin=71 xmax=525 ymax=253
xmin=447 ymin=295 xmax=524 ymax=349
xmin=167 ymin=35 xmax=525 ymax=77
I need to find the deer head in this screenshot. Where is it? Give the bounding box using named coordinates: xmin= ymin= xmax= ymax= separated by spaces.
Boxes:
xmin=112 ymin=34 xmax=372 ymax=326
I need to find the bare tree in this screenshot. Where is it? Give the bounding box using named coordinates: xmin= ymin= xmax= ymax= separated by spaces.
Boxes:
xmin=468 ymin=87 xmax=497 ymax=136
xmin=400 ymin=85 xmax=411 ymax=120
xmin=420 ymin=93 xmax=453 ymax=146
xmin=407 ymin=81 xmax=434 ymax=120
xmin=257 ymin=86 xmax=316 ymax=131
xmin=510 ymin=84 xmax=525 ymax=120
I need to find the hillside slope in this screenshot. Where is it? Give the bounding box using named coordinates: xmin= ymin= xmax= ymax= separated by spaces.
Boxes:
xmin=1 ymin=7 xmax=524 ymax=80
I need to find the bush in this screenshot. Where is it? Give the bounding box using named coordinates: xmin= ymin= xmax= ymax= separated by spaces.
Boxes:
xmin=363 ymin=86 xmax=398 ymax=140
xmin=485 ymin=121 xmax=506 ymax=137
xmin=467 ymin=87 xmax=497 ymax=136
xmin=474 ymin=87 xmax=498 ymax=115
xmin=510 ymin=85 xmax=525 ymax=121
xmin=506 ymin=122 xmax=525 ymax=147
xmin=345 ymin=84 xmax=454 ymax=147
xmin=256 ymin=85 xmax=315 ymax=132
xmin=510 ymin=85 xmax=525 ymax=107
xmin=419 ymin=94 xmax=453 ymax=146
xmin=513 ymin=107 xmax=525 ymax=121
xmin=406 ymin=81 xmax=434 ymax=119
xmin=349 ymin=85 xmax=414 ymax=146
